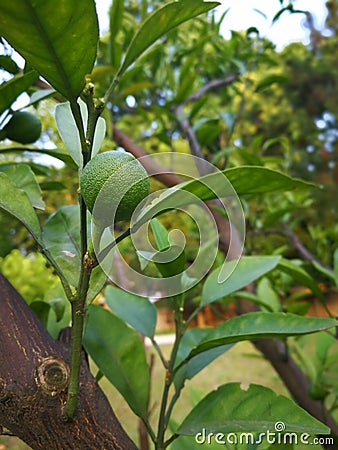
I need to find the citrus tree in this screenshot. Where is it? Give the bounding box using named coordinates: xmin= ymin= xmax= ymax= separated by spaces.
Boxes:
xmin=0 ymin=1 xmax=337 ymax=449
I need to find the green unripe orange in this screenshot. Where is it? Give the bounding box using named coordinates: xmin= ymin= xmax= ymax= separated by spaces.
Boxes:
xmin=2 ymin=111 xmax=42 ymax=144
xmin=80 ymin=150 xmax=150 ymax=227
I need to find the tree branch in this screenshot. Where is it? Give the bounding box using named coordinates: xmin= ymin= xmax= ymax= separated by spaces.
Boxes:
xmin=182 ymin=74 xmax=240 ymax=105
xmin=0 ymin=273 xmax=137 ymax=450
xmin=174 ymin=74 xmax=240 ymax=172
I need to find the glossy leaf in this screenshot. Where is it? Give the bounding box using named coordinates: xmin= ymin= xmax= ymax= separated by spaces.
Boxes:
xmin=86 ymin=265 xmax=107 ymax=304
xmin=177 ymin=383 xmax=330 ymax=435
xmin=0 ymin=147 xmax=77 ymax=169
xmin=42 ymin=205 xmax=106 ymax=296
xmin=105 ymin=285 xmax=156 ymax=338
xmin=83 ymin=305 xmax=150 ymax=419
xmin=26 ymin=89 xmax=56 ymax=108
xmin=42 ymin=205 xmax=82 ymax=286
xmin=201 ymin=256 xmax=281 ymax=305
xmin=92 ymin=117 xmax=106 ymax=157
xmin=44 ymin=282 xmax=71 ymax=339
xmin=2 ymin=164 xmax=45 ymax=209
xmin=312 ymin=260 xmax=338 ymax=288
xmin=134 ymin=167 xmax=317 ymax=229
xmin=0 ymin=55 xmax=19 ymax=74
xmin=150 ymin=218 xmax=170 ymax=251
xmin=109 ymin=0 xmax=124 ymax=68
xmin=171 ymin=435 xmax=220 ymax=450
xmin=0 ymin=172 xmax=42 ymax=244
xmin=118 ymin=0 xmax=220 ymax=77
xmin=174 ymin=328 xmax=233 ymax=390
xmin=278 ymin=259 xmax=324 ymax=300
xmin=0 ymin=70 xmax=37 ymax=115
xmin=334 ymin=248 xmax=338 ymax=283
xmin=29 ymin=301 xmax=51 ymax=328
xmin=187 ymin=312 xmax=337 ymax=358
xmin=55 ymin=102 xmax=83 ymax=168
xmin=55 ymin=100 xmax=106 ymax=167
xmin=256 ymin=277 xmax=280 ymax=312
xmin=224 ymin=166 xmax=318 ymax=195
xmin=0 ymin=0 xmax=99 ymax=99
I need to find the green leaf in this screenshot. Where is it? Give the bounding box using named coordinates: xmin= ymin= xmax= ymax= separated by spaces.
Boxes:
xmin=255 ymin=74 xmax=288 ymax=92
xmin=0 ymin=147 xmax=77 ymax=169
xmin=137 ymin=218 xmax=186 ymax=280
xmin=0 ymin=0 xmax=99 ymax=99
xmin=118 ymin=0 xmax=220 ymax=77
xmin=188 ymin=312 xmax=337 ymax=358
xmin=256 ymin=277 xmax=280 ymax=312
xmin=278 ymin=259 xmax=324 ymax=300
xmin=0 ymin=55 xmax=19 ymax=74
xmin=42 ymin=205 xmax=82 ymax=286
xmin=92 ymin=117 xmax=106 ymax=157
xmin=105 ymin=285 xmax=156 ymax=338
xmin=39 ymin=181 xmax=66 ymax=192
xmin=26 ymin=88 xmax=56 ymax=108
xmin=174 ymin=328 xmax=233 ymax=390
xmin=55 ymin=101 xmax=84 ymax=168
xmin=224 ymin=166 xmax=318 ymax=195
xmin=30 ymin=301 xmax=51 ymax=328
xmin=177 ymin=383 xmax=330 ymax=435
xmin=170 ymin=435 xmax=220 ymax=450
xmin=334 ymin=248 xmax=338 ymax=286
xmin=42 ymin=205 xmax=106 ymax=295
xmin=55 ymin=100 xmax=106 ymax=167
xmin=134 ymin=167 xmax=317 ymax=229
xmin=86 ymin=265 xmax=107 ymax=304
xmin=153 ymin=246 xmax=186 ymax=279
xmin=109 ymin=0 xmax=124 ymax=68
xmin=83 ymin=305 xmax=150 ymax=419
xmin=44 ymin=281 xmax=71 ymax=339
xmin=150 ymin=218 xmax=170 ymax=251
xmin=2 ymin=164 xmax=45 ymax=209
xmin=0 ymin=172 xmax=42 ymax=244
xmin=312 ymin=260 xmax=337 ymax=287
xmin=201 ymin=256 xmax=281 ymax=305
xmin=0 ymin=70 xmax=38 ymax=115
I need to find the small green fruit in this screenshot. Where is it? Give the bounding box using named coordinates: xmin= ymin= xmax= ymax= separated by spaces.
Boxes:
xmin=80 ymin=150 xmax=150 ymax=226
xmin=3 ymin=111 xmax=42 ymax=144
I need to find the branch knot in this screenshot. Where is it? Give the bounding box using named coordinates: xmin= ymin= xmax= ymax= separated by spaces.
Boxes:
xmin=35 ymin=356 xmax=69 ymax=397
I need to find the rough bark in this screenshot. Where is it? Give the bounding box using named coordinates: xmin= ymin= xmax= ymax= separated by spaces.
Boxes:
xmin=0 ymin=273 xmax=137 ymax=450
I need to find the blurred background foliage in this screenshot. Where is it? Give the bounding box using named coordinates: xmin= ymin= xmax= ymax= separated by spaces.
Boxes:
xmin=0 ymin=0 xmax=337 ymax=302
xmin=1 ymin=1 xmax=338 ymax=449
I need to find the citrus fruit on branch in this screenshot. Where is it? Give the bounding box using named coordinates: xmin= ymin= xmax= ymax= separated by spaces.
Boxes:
xmin=0 ymin=111 xmax=42 ymax=144
xmin=80 ymin=150 xmax=150 ymax=227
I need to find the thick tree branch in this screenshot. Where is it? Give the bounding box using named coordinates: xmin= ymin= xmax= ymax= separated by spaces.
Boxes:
xmin=0 ymin=273 xmax=137 ymax=450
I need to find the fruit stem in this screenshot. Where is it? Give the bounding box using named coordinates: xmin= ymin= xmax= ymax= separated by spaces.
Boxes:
xmin=82 ymin=85 xmax=104 ymax=161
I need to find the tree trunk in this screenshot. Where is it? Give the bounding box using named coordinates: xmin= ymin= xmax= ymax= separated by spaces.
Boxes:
xmin=0 ymin=273 xmax=137 ymax=450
